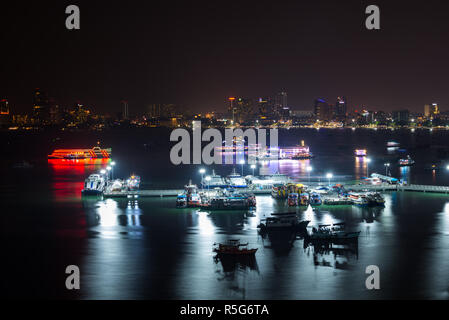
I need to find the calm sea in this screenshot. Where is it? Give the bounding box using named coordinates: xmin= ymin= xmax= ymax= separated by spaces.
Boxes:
xmin=2 ymin=127 xmax=449 ymax=299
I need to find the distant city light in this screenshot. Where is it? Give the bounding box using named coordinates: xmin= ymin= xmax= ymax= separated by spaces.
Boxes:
xmin=199 ymin=168 xmax=206 ymax=174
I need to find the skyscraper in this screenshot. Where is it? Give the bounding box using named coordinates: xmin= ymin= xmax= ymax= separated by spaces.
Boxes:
xmin=121 ymin=100 xmax=129 ymax=119
xmin=274 ymin=91 xmax=287 ymax=117
xmin=335 ymin=96 xmax=347 ymax=117
xmin=0 ymin=99 xmax=10 ymax=127
xmin=424 ymin=103 xmax=440 ymax=118
xmin=0 ymin=99 xmax=9 ymax=115
xmin=33 ymin=88 xmax=50 ymax=123
xmin=314 ymin=98 xmax=333 ymax=121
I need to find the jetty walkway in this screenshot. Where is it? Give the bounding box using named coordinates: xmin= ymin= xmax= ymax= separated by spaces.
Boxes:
xmin=103 ymin=183 xmax=449 ymax=198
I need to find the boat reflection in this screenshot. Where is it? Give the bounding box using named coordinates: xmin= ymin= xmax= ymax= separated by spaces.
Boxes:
xmin=259 ymin=229 xmax=302 ymax=256
xmin=305 ymin=241 xmax=359 ymax=270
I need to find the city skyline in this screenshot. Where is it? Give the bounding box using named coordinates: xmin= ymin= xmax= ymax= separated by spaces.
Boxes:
xmin=1 ymin=1 xmax=448 ymax=114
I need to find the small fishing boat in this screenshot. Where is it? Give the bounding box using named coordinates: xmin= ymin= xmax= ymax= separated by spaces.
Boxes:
xmin=310 ymin=223 xmax=360 ymax=241
xmin=213 ymin=240 xmax=257 ymax=256
xmin=288 ymin=193 xmax=299 ymax=206
xmin=309 ymin=192 xmax=322 ymax=206
xmin=127 ymin=175 xmax=141 ymax=190
xmin=176 ymin=194 xmax=187 ymax=208
xmin=205 ymin=189 xmax=255 ymax=210
xmin=176 ymin=182 xmax=202 ymax=208
xmin=349 ymin=193 xmax=369 ymax=206
xmin=365 ymin=192 xmax=385 ymax=206
xmin=258 ymin=212 xmax=310 ymax=231
xmin=299 ymin=193 xmax=309 ymax=206
xmin=323 ymin=197 xmax=353 ymax=206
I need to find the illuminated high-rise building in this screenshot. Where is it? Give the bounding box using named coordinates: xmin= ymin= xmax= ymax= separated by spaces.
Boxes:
xmin=33 ymin=88 xmax=50 ymax=123
xmin=335 ymin=96 xmax=347 ymax=117
xmin=314 ymin=98 xmax=333 ymax=121
xmin=0 ymin=99 xmax=9 ymax=115
xmin=274 ymin=91 xmax=287 ymax=116
xmin=424 ymin=103 xmax=440 ymax=118
xmin=0 ymin=99 xmax=11 ymax=127
xmin=432 ymin=103 xmax=439 ymax=115
xmin=424 ymin=104 xmax=431 ymax=117
xmin=121 ymin=100 xmax=129 ymax=119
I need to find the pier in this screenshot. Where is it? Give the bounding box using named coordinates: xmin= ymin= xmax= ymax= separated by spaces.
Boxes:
xmin=102 ymin=183 xmax=449 ymax=198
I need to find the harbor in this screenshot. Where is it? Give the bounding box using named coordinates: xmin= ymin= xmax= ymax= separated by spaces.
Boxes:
xmin=4 ymin=127 xmax=449 ymax=300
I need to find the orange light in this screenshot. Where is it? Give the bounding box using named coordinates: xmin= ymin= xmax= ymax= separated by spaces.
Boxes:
xmin=229 ymin=97 xmax=235 ymax=101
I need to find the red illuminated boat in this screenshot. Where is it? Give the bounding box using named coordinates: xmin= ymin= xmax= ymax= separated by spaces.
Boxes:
xmin=48 ymin=146 xmax=112 ymax=159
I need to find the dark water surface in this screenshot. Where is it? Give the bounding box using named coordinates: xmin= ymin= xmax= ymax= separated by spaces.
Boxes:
xmin=2 ymin=128 xmax=449 ymax=299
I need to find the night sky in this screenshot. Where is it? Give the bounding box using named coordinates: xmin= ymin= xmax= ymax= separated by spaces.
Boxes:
xmin=1 ymin=0 xmax=448 ymax=114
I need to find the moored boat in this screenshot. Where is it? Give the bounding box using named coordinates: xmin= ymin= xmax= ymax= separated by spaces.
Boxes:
xmin=203 ymin=170 xmax=228 ymax=189
xmin=288 ymin=193 xmax=299 ymax=206
xmin=310 ymin=223 xmax=360 ymax=242
xmin=213 ymin=240 xmax=257 ymax=256
xmin=398 ymin=155 xmax=415 ymax=166
xmin=258 ymin=212 xmax=310 ymax=231
xmin=176 ymin=182 xmax=202 ymax=208
xmin=48 ymin=146 xmax=112 ymax=159
xmin=227 ymin=168 xmax=247 ymax=188
xmin=82 ymin=174 xmax=106 ymax=195
xmin=127 ymin=175 xmax=141 ymax=190
xmin=309 ymin=192 xmax=322 ymax=206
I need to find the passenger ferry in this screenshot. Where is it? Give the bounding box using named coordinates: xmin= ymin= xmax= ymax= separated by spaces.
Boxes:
xmin=48 ymin=146 xmax=112 ymax=159
xmin=354 ymin=149 xmax=367 ymax=157
xmin=227 ymin=168 xmax=247 ymax=188
xmin=202 ymin=170 xmax=228 ymax=189
xmin=398 ymin=155 xmax=415 ymax=166
xmin=280 ymin=141 xmax=314 ymax=160
xmin=82 ymin=174 xmax=106 ymax=195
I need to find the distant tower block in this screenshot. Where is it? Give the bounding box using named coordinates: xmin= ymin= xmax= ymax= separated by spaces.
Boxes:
xmin=121 ymin=100 xmax=129 ymax=119
xmin=0 ymin=99 xmax=9 ymax=115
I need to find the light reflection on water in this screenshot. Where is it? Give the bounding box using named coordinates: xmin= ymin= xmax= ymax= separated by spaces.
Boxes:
xmin=69 ymin=193 xmax=449 ymax=299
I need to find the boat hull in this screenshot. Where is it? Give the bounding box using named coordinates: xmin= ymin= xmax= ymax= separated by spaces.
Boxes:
xmin=81 ymin=189 xmax=103 ymax=196
xmin=213 ymin=248 xmax=258 ymax=256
